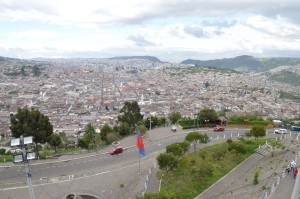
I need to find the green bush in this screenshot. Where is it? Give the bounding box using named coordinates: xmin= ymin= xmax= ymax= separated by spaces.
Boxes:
xmin=166 ymin=143 xmax=184 ymax=157
xmin=253 ymin=170 xmax=259 ymax=185
xmin=0 ymin=148 xmax=6 ymax=155
xmin=228 ymin=142 xmax=247 ymax=154
xmin=192 ymin=162 xmax=214 ymax=179
xmin=226 ymin=139 xmax=233 ymax=144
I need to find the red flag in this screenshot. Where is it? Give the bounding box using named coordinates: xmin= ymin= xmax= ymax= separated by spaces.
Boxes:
xmin=136 ymin=130 xmax=145 ymax=156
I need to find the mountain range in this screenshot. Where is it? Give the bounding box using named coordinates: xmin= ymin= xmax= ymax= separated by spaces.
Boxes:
xmin=180 ymin=55 xmax=300 ymax=72
xmin=2 ymin=55 xmax=300 ymax=72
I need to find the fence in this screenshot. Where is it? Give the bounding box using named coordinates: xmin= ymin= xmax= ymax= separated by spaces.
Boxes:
xmin=140 ymin=163 xmax=158 ymax=197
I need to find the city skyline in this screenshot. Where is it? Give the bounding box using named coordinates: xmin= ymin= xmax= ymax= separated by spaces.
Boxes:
xmin=1 ymin=0 xmax=300 ymax=62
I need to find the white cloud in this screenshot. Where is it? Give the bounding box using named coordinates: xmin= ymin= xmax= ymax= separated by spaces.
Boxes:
xmin=0 ymin=0 xmax=300 ymax=61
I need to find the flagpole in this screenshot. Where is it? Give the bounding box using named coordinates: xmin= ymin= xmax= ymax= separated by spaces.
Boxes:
xmin=138 ymin=152 xmax=141 ymax=174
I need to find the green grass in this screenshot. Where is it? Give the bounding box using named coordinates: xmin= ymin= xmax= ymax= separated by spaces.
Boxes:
xmin=0 ymin=155 xmax=13 ymax=163
xmin=159 ymin=139 xmax=264 ymax=199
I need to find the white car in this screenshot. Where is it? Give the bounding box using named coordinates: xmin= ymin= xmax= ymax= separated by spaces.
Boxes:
xmin=171 ymin=125 xmax=177 ymax=132
xmin=274 ymin=129 xmax=287 ymax=134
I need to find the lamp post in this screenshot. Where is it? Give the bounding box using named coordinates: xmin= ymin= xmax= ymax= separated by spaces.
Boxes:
xmin=205 ymin=120 xmax=209 ymax=128
xmin=193 ymin=109 xmax=196 ymax=130
xmin=244 ymin=119 xmax=249 ymax=127
xmin=148 ymin=115 xmax=153 ymax=140
xmin=11 ymin=136 xmax=36 ymax=199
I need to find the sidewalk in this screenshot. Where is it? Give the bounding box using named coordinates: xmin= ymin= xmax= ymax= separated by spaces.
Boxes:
xmin=195 ymin=153 xmax=263 ymax=199
xmin=270 ymin=173 xmax=295 ymax=199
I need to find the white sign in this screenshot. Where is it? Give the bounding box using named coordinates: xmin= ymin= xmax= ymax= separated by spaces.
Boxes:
xmin=23 ymin=136 xmax=33 ymax=145
xmin=11 ymin=138 xmax=20 ymax=146
xmin=13 ymin=154 xmax=24 ymax=163
xmin=26 ymin=152 xmax=36 ymax=160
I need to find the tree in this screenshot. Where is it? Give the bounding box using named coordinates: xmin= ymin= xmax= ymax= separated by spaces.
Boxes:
xmin=179 ymin=141 xmax=190 ymax=154
xmin=166 ymin=143 xmax=184 ymax=157
xmin=118 ymin=101 xmax=143 ymax=130
xmin=185 ymin=132 xmax=206 ymax=152
xmin=135 ymin=125 xmax=147 ymax=136
xmin=145 ymin=116 xmax=159 ymax=129
xmin=78 ymin=123 xmax=97 ymax=150
xmin=49 ymin=133 xmax=62 ymax=153
xmin=32 ymin=65 xmax=41 ymax=76
xmin=157 ymin=152 xmax=179 ymax=171
xmin=157 ymin=117 xmax=167 ymax=126
xmin=198 ymin=108 xmax=218 ymax=127
xmin=84 ymin=123 xmax=96 ymax=142
xmin=100 ymin=124 xmax=113 ymax=142
xmin=249 ymin=125 xmax=266 ymax=139
xmin=168 ymin=112 xmax=181 ymax=124
xmin=106 ymin=132 xmax=118 ymax=144
xmin=10 ymin=107 xmax=53 ymax=158
xmin=266 ymin=138 xmax=285 ymax=157
xmin=118 ymin=122 xmax=131 ymax=137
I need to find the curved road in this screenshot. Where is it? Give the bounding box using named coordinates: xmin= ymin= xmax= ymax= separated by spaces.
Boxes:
xmin=0 ymin=126 xmax=284 ymax=199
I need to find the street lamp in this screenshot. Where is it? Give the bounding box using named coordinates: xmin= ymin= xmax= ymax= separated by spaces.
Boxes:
xmin=204 ymin=120 xmax=209 ymax=128
xmin=148 ymin=115 xmax=153 ymax=140
xmin=11 ymin=135 xmax=36 ymax=199
xmin=244 ymin=119 xmax=249 ymax=127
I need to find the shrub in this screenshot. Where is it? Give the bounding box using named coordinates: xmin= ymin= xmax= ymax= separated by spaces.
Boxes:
xmin=179 ymin=141 xmax=190 ymax=154
xmin=228 ymin=142 xmax=247 ymax=154
xmin=212 ymin=149 xmax=227 ymax=161
xmin=192 ymin=162 xmax=214 ymax=179
xmin=166 ymin=143 xmax=184 ymax=157
xmin=253 ymin=170 xmax=259 ymax=185
xmin=227 ymin=139 xmax=233 ymax=144
xmin=0 ymin=148 xmax=6 ymax=155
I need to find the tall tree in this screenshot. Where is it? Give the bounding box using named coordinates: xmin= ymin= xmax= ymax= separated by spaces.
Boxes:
xmin=198 ymin=108 xmax=218 ymax=126
xmin=118 ymin=101 xmax=143 ymax=130
xmin=249 ymin=125 xmax=266 ymax=140
xmin=185 ymin=132 xmax=207 ymax=152
xmin=10 ymin=107 xmax=53 ymax=157
xmin=118 ymin=122 xmax=131 ymax=137
xmin=84 ymin=123 xmax=96 ymax=143
xmin=168 ymin=112 xmax=181 ymax=124
xmin=49 ymin=133 xmax=62 ymax=153
xmin=100 ymin=124 xmax=114 ymax=142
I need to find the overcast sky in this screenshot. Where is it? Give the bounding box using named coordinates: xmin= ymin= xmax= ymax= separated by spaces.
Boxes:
xmin=1 ymin=0 xmax=300 ymax=62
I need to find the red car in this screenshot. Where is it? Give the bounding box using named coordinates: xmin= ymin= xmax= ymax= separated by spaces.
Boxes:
xmin=213 ymin=126 xmax=225 ymax=131
xmin=110 ymin=146 xmax=124 ymax=155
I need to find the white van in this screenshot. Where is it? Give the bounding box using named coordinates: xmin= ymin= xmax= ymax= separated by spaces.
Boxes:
xmin=274 ymin=129 xmax=287 ymax=134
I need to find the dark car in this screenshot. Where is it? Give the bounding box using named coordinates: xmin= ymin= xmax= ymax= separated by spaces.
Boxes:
xmin=110 ymin=146 xmax=124 ymax=155
xmin=213 ymin=126 xmax=225 ymax=131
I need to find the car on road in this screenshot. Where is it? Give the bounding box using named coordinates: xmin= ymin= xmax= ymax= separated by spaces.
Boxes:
xmin=213 ymin=126 xmax=225 ymax=131
xmin=110 ymin=146 xmax=124 ymax=155
xmin=171 ymin=125 xmax=177 ymax=132
xmin=274 ymin=129 xmax=287 ymax=134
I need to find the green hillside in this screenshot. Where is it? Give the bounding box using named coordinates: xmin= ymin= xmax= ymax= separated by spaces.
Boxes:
xmin=181 ymin=55 xmax=300 ymax=72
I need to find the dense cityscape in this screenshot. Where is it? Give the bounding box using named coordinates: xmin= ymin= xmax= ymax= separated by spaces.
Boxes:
xmin=1 ymin=57 xmax=300 ymax=141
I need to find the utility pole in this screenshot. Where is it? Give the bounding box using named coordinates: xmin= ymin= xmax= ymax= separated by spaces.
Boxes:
xmin=11 ymin=136 xmax=36 ymax=199
xmin=149 ymin=114 xmax=152 ymax=140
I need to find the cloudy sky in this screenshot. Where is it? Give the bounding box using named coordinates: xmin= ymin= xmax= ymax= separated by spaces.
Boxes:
xmin=0 ymin=0 xmax=300 ymax=62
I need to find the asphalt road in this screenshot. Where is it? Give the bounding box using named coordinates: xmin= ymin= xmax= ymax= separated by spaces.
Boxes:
xmin=0 ymin=127 xmax=253 ymax=185
xmin=0 ymin=126 xmax=287 ymax=198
